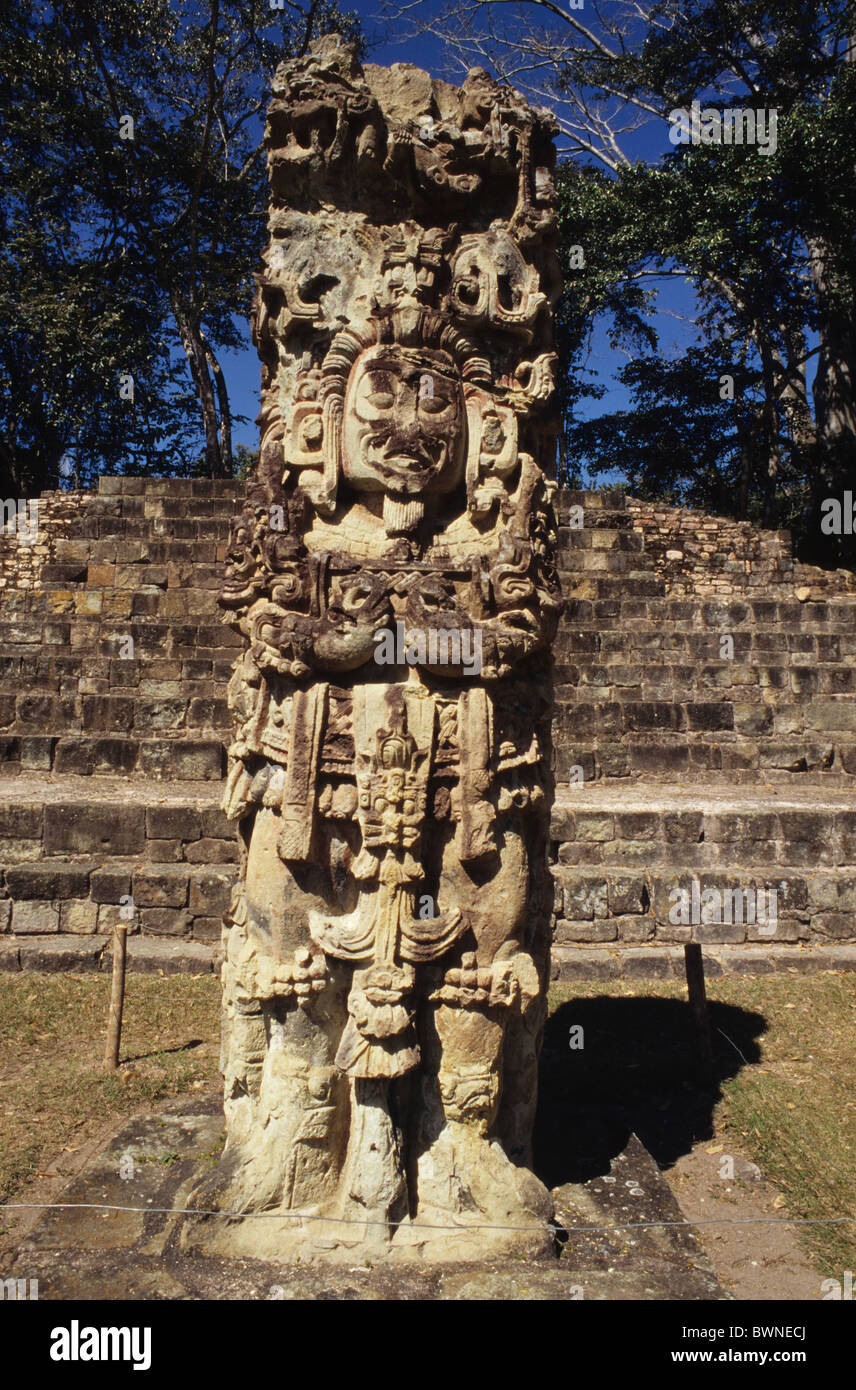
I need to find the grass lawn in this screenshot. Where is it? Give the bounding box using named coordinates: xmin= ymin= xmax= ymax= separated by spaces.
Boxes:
xmin=0 ymin=967 xmax=853 ymax=1278
xmin=0 ymin=973 xmax=221 ymax=1217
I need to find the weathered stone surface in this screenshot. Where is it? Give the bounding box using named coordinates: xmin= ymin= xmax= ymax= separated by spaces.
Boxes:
xmin=11 ymin=900 xmax=59 ymax=934
xmin=0 ymin=938 xmax=21 ymax=969
xmin=188 ymin=867 xmax=237 ymax=917
xmin=44 ymin=803 xmax=146 ymax=856
xmin=17 ymin=934 xmax=105 ymax=970
xmin=5 ymin=861 xmax=90 ymax=900
xmin=0 ymin=805 xmax=42 ymax=839
xmin=137 ymin=740 xmax=224 ymax=780
xmin=59 ymin=899 xmax=100 ymax=934
xmin=182 ymin=36 xmax=561 ymax=1265
xmin=139 ymin=907 xmax=190 ymax=937
xmin=183 ymin=837 xmax=238 ymax=864
xmin=145 ymin=806 xmax=200 ymax=841
xmin=133 ymin=865 xmax=190 ymax=908
xmin=90 ymin=865 xmax=133 ymax=903
xmin=105 ymin=936 xmax=214 ymax=973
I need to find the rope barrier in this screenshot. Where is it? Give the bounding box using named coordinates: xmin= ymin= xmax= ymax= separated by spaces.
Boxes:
xmin=2 ymin=1199 xmax=854 ymax=1235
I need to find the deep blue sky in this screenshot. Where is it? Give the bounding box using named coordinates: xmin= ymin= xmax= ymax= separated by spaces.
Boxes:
xmin=223 ymin=0 xmax=703 ymax=467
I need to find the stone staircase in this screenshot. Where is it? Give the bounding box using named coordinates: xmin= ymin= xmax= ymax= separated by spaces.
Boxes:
xmin=549 ymin=490 xmax=856 ymax=975
xmin=0 ymin=477 xmax=854 ymax=977
xmin=0 ymin=477 xmax=240 ymax=780
xmin=554 ymin=490 xmax=856 ymax=784
xmin=0 ymin=478 xmax=239 ymax=972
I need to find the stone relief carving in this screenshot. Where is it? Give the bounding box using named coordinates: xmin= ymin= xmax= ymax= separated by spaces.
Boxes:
xmin=185 ymin=35 xmax=561 ymax=1262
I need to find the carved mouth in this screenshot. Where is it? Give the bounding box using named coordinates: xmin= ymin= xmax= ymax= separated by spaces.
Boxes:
xmin=383 ymin=452 xmax=435 ymax=471
xmin=377 ymin=437 xmax=444 ymax=472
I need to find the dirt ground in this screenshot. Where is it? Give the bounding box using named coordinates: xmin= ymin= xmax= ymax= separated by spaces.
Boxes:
xmin=2 ymin=1096 xmax=828 ymax=1301
xmin=667 ymin=1142 xmax=825 ymax=1300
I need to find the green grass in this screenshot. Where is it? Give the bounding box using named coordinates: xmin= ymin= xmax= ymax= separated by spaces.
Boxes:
xmin=0 ymin=972 xmax=221 ymax=1215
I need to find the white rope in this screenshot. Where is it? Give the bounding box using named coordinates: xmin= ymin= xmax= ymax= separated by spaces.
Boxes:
xmin=2 ymin=1200 xmax=854 ymax=1235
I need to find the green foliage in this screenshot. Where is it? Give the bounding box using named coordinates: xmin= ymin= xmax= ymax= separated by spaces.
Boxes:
xmin=0 ymin=0 xmax=363 ymax=492
xmin=552 ymin=1 xmax=856 ymax=568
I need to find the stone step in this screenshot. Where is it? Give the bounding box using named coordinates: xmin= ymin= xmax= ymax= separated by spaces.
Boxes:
xmin=95 ymin=477 xmax=243 ymax=498
xmin=1 ymin=700 xmax=227 ymax=726
xmin=550 ymin=942 xmax=856 ymax=982
xmin=560 ymin=627 xmax=856 ymax=651
xmin=0 ymin=776 xmax=236 ymax=943
xmin=563 ymin=575 xmax=667 ymax=599
xmin=0 ymin=934 xmax=216 ymax=973
xmin=558 ymin=672 xmax=856 ymax=698
xmin=563 ymin=598 xmax=856 ymax=625
xmin=557 ymin=528 xmax=645 ymax=553
xmin=1 ymin=861 xmax=236 ymax=942
xmin=553 ymin=697 xmax=856 ymax=735
xmin=1 ymin=934 xmax=853 ymax=980
xmin=549 ymin=783 xmax=856 ymax=947
xmin=554 ymin=736 xmax=856 ymax=781
xmin=0 ymin=737 xmax=226 ymax=778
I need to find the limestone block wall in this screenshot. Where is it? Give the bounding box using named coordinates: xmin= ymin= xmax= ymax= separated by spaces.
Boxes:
xmin=627 ymin=498 xmax=856 ymax=599
xmin=0 ymin=784 xmax=236 ymax=942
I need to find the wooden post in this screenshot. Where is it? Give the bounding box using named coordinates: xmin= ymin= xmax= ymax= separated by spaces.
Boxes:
xmin=684 ymin=942 xmax=714 ymax=1085
xmin=103 ymin=924 xmax=128 ymax=1070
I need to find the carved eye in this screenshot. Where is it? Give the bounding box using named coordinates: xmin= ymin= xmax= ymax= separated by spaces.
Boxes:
xmin=420 ymin=394 xmax=447 ymax=414
xmin=367 ymin=391 xmax=394 ymax=410
xmin=456 ymin=276 xmax=480 ymax=305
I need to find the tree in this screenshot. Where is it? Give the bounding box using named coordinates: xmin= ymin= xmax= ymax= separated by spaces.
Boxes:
xmin=388 ymin=0 xmax=856 ymax=565
xmin=0 ymin=0 xmax=362 ymax=490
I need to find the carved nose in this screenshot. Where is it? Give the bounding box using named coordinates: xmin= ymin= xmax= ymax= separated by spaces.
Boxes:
xmin=397 ymin=390 xmax=420 ymax=424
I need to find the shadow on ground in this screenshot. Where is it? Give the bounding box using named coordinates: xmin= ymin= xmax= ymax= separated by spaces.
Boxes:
xmin=122 ymin=1039 xmax=207 ymax=1064
xmin=534 ymin=995 xmax=765 ymax=1189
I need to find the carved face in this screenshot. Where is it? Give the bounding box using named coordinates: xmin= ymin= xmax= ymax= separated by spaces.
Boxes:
xmin=342 ymin=345 xmax=466 ymax=497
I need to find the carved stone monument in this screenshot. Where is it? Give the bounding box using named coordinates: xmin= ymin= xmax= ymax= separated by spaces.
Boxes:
xmin=186 ymin=36 xmax=562 ymax=1262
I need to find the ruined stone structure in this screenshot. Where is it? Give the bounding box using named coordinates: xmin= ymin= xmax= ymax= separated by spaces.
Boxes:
xmin=177 ymin=38 xmax=564 ymax=1258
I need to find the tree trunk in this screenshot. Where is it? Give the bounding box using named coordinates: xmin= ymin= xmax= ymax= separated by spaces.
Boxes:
xmin=201 ymin=329 xmax=234 ymax=477
xmin=806 ymin=233 xmax=856 ymax=484
xmin=173 ymin=297 xmax=224 ymax=477
xmin=776 ymin=326 xmax=816 ymax=458
xmin=735 ymin=408 xmax=752 ymax=521
xmin=757 ymin=336 xmax=782 ymax=528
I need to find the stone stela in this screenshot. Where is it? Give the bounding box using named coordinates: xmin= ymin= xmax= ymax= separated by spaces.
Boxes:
xmin=182 ymin=35 xmax=563 ymax=1261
